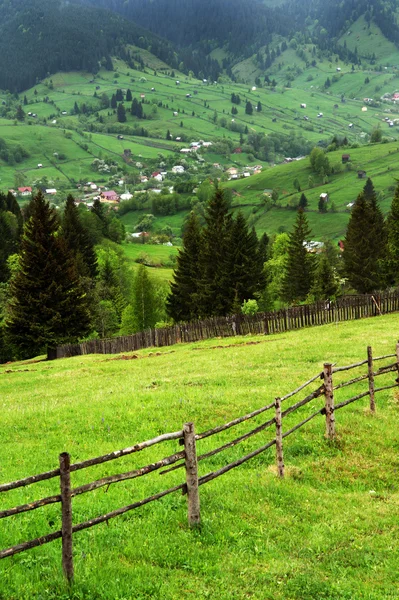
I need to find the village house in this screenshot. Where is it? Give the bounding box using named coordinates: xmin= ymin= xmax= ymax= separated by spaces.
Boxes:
xmin=100 ymin=190 xmax=119 ymax=203
xmin=17 ymin=187 xmax=32 ymax=196
xmin=45 ymin=188 xmax=57 ymax=196
xmin=319 ymin=192 xmax=329 ymax=203
xmin=172 ymin=165 xmax=185 ymax=174
xmin=357 ymin=170 xmax=367 ymax=179
xmin=342 ymin=154 xmax=350 ymax=164
xmin=226 ymin=167 xmax=238 ymax=176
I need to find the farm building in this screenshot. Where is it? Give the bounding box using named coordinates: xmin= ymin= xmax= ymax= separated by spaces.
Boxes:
xmin=319 ymin=192 xmax=329 ymax=203
xmin=17 ymin=187 xmax=32 ymax=196
xmin=100 ymin=190 xmax=119 ymax=203
xmin=300 ymin=103 xmax=306 ymax=108
xmin=342 ymin=154 xmax=350 ymax=164
xmin=357 ymin=170 xmax=367 ymax=179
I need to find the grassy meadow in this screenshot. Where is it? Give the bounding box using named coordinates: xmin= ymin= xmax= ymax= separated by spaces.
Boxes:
xmin=1 ymin=314 xmax=399 ymax=599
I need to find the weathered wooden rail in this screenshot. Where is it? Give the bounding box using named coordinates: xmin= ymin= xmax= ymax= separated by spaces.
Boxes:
xmin=49 ymin=291 xmax=399 ymax=359
xmin=2 ymin=343 xmax=399 ymax=582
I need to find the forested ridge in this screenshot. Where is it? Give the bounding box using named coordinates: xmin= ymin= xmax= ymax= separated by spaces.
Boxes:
xmin=0 ymin=0 xmax=177 ymax=92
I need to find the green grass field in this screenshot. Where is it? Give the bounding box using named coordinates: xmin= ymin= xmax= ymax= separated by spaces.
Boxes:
xmin=1 ymin=314 xmax=399 ymax=599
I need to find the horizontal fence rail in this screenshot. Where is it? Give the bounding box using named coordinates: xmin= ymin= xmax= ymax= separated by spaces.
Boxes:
xmin=50 ymin=292 xmax=399 ymax=359
xmin=2 ymin=342 xmax=399 ymax=582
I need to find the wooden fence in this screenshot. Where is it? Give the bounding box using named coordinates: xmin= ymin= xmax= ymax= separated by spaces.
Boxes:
xmin=49 ymin=291 xmax=399 ymax=360
xmin=2 ymin=343 xmax=399 ymax=582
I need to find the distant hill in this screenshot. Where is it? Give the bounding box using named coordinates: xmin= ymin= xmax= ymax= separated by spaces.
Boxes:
xmin=0 ymin=0 xmax=177 ymax=92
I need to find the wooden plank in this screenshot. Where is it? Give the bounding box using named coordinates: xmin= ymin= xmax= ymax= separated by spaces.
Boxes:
xmin=59 ymin=453 xmax=73 ymax=583
xmin=0 ymin=493 xmax=61 ymax=519
xmin=323 ymin=363 xmax=335 ymax=439
xmin=275 ymin=398 xmax=284 ymax=478
xmin=183 ymin=423 xmax=200 ymax=526
xmin=368 ymin=346 xmax=375 ymax=413
xmin=196 ymin=401 xmax=275 ymax=440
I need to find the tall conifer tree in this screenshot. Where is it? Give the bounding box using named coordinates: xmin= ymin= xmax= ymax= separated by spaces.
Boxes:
xmin=386 ymin=183 xmax=399 ymax=284
xmin=62 ymin=195 xmax=97 ymax=278
xmin=282 ymin=209 xmax=314 ymax=303
xmin=6 ymin=192 xmax=90 ymax=358
xmin=167 ymin=211 xmax=201 ymax=322
xmin=197 ymin=187 xmax=232 ymax=317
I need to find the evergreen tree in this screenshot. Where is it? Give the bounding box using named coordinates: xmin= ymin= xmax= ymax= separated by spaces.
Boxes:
xmin=15 ymin=105 xmax=25 ymax=121
xmin=115 ymin=88 xmax=124 ymax=102
xmin=132 ymin=264 xmax=157 ymax=331
xmin=126 ymin=89 xmax=132 ymax=102
xmin=6 ymin=192 xmax=90 ymax=358
xmin=245 ymin=100 xmax=253 ymax=115
xmin=318 ymin=196 xmax=327 ymax=213
xmin=343 ymin=180 xmax=386 ymax=293
xmin=256 ymin=100 xmax=262 ymax=112
xmin=197 ymin=187 xmax=233 ymax=317
xmin=282 ymin=209 xmax=314 ymax=303
xmin=386 ymin=184 xmax=399 ymax=284
xmin=299 ymin=193 xmax=308 ymax=210
xmin=117 ymin=103 xmax=126 ymax=123
xmin=61 ymin=195 xmax=97 ymax=278
xmin=311 ymin=253 xmax=339 ymax=300
xmin=73 ymin=101 xmax=80 ymax=115
xmin=167 ymin=211 xmax=201 ymax=322
xmin=111 ymin=94 xmax=117 ymax=109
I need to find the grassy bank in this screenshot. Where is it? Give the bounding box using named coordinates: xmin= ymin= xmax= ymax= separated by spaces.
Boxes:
xmin=1 ymin=315 xmax=399 ymax=599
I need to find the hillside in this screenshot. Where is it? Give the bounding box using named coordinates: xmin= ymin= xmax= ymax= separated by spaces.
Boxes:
xmin=1 ymin=316 xmax=399 ymax=598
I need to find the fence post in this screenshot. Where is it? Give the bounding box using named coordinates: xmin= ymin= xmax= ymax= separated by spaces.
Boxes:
xmin=323 ymin=363 xmax=335 ymax=439
xmin=275 ymin=397 xmax=284 ymax=478
xmin=367 ymin=346 xmax=375 ymax=413
xmin=183 ymin=423 xmax=200 ymax=527
xmin=59 ymin=452 xmax=74 ymax=583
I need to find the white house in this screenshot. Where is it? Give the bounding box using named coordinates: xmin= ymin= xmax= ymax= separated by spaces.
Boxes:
xmin=172 ymin=165 xmax=185 ymax=174
xmin=46 ymin=188 xmax=57 ymax=195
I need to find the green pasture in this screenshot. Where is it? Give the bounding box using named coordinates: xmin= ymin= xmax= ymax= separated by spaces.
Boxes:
xmin=1 ymin=315 xmax=399 ymax=599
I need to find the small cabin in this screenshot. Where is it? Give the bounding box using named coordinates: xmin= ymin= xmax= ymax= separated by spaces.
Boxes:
xmin=342 ymin=154 xmax=350 ymax=164
xmin=300 ymin=103 xmax=306 ymax=109
xmin=358 ymin=170 xmax=367 ymax=179
xmin=320 ymin=192 xmax=329 ymax=203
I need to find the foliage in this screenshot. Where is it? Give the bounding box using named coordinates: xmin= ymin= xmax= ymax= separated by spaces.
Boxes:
xmin=282 ymin=210 xmax=315 ymax=303
xmin=5 ymin=192 xmax=91 ymax=358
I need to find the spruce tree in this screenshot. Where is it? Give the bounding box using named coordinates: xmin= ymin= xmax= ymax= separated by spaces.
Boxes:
xmin=62 ymin=195 xmax=97 ymax=278
xmin=197 ymin=188 xmax=233 ymax=317
xmin=282 ymin=209 xmax=314 ymax=303
xmin=299 ymin=193 xmax=308 ymax=210
xmin=343 ymin=180 xmax=386 ymax=293
xmin=117 ymin=103 xmax=126 ymax=123
xmin=6 ymin=192 xmax=90 ymax=358
xmin=386 ymin=184 xmax=399 ymax=284
xmin=167 ymin=211 xmax=201 ymax=322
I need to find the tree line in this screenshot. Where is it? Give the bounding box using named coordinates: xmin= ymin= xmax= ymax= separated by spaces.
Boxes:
xmin=0 ymin=193 xmax=167 ymax=361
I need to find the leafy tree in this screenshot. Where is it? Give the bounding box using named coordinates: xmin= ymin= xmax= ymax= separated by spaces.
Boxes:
xmin=167 ymin=211 xmax=201 ymax=322
xmin=293 ymin=178 xmax=301 ymax=192
xmin=282 ymin=209 xmax=314 ymax=303
xmin=6 ymin=192 xmax=90 ymax=358
xmin=370 ymin=127 xmax=382 ymax=143
xmin=119 ymin=304 xmax=136 ymax=335
xmin=132 ymin=264 xmax=157 ymax=331
xmin=309 ymin=147 xmax=331 ymax=176
xmin=311 ymin=253 xmax=339 ymax=300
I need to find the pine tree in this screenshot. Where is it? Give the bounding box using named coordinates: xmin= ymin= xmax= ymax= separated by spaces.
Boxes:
xmin=299 ymin=193 xmax=308 ymax=210
xmin=115 ymin=88 xmax=124 ymax=102
xmin=167 ymin=211 xmax=201 ymax=322
xmin=111 ymin=94 xmax=117 ymax=109
xmin=6 ymin=192 xmax=90 ymax=358
xmin=343 ymin=180 xmax=386 ymax=293
xmin=15 ymin=105 xmax=25 ymax=121
xmin=62 ymin=195 xmax=97 ymax=278
xmin=197 ymin=187 xmax=233 ymax=317
xmin=256 ymin=100 xmax=262 ymax=112
xmin=117 ymin=103 xmax=126 ymax=123
xmin=245 ymin=101 xmax=253 ymax=115
xmin=126 ymin=89 xmax=132 ymax=102
xmin=386 ymin=184 xmax=399 ymax=284
xmin=132 ymin=265 xmax=157 ymax=331
xmin=282 ymin=209 xmax=314 ymax=303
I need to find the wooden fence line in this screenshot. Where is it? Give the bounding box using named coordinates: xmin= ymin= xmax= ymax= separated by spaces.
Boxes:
xmin=2 ymin=342 xmax=399 ymax=580
xmin=50 ymin=292 xmax=399 ymax=360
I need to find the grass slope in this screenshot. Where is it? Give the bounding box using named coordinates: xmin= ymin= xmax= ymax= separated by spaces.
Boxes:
xmin=1 ymin=315 xmax=399 ymax=599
